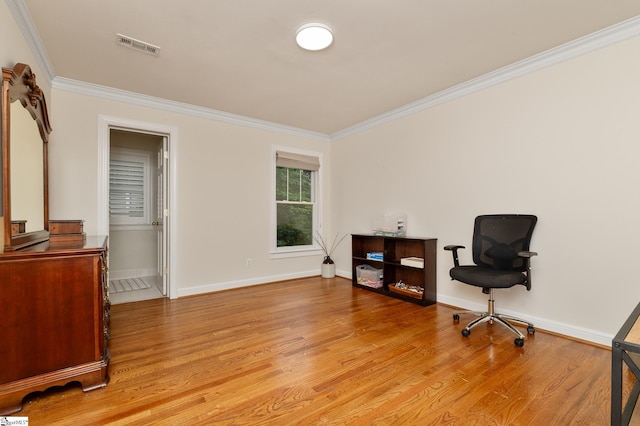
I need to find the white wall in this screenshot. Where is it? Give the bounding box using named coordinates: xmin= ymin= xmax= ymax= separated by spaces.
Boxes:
xmin=5 ymin=1 xmax=640 ymax=344
xmin=3 ymin=1 xmax=333 ymax=293
xmin=47 ymin=90 xmax=332 ymax=296
xmin=331 ymin=35 xmax=640 ymax=345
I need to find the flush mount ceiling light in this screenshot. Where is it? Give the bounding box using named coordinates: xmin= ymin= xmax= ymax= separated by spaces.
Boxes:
xmin=296 ymin=23 xmax=333 ymax=51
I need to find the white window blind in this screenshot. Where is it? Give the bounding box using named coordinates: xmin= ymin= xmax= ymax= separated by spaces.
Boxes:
xmin=109 ymin=146 xmax=152 ymax=226
xmin=110 ymin=158 xmax=145 ymax=218
xmin=276 ymin=151 xmax=320 ymax=171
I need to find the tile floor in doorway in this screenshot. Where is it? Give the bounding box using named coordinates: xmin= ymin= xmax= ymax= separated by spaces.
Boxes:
xmin=109 ymin=275 xmax=164 ymax=305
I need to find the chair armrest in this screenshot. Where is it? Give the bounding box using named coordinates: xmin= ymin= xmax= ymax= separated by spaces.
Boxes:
xmin=444 ymin=245 xmax=465 ymax=268
xmin=518 ymin=251 xmax=538 ymax=258
xmin=518 ymin=251 xmax=537 ymax=291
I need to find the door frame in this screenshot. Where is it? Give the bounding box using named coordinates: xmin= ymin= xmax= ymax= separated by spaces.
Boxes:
xmin=97 ymin=115 xmax=179 ymax=299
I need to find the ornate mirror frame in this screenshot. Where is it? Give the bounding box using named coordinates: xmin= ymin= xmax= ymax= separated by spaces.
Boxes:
xmin=1 ymin=63 xmax=52 ymax=251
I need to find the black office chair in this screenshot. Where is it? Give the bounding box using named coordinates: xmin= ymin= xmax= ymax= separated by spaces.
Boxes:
xmin=444 ymin=214 xmax=538 ymax=347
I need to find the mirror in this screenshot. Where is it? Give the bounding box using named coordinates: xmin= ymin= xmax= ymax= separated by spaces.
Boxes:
xmin=11 ymin=101 xmax=44 ymax=233
xmin=1 ymin=63 xmax=52 ymax=251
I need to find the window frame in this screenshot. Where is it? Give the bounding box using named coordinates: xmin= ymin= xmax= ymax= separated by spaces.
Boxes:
xmin=270 ymin=146 xmax=324 ymax=257
xmin=109 ymin=146 xmax=153 ymax=228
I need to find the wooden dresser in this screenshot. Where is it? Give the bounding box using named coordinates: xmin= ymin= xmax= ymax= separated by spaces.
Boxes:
xmin=0 ymin=236 xmax=110 ymax=415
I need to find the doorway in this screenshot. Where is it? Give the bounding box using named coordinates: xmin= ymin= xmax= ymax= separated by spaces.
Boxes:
xmin=97 ymin=115 xmax=178 ymax=303
xmin=108 ymin=129 xmax=165 ymax=304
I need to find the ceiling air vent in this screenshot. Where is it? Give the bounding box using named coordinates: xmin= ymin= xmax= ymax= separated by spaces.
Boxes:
xmin=116 ymin=33 xmax=160 ymax=56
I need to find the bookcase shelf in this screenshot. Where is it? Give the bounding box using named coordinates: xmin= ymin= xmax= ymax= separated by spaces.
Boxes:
xmin=351 ymin=234 xmax=437 ymax=306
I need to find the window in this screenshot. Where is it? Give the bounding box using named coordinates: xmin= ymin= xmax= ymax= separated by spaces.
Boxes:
xmin=109 ymin=147 xmax=152 ymax=225
xmin=273 ymin=148 xmax=322 ymax=253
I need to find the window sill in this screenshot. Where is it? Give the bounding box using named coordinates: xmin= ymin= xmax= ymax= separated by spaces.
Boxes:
xmin=269 ymin=248 xmax=323 ymax=260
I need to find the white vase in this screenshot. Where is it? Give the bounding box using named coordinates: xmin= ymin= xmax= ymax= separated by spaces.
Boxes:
xmin=321 ymin=262 xmax=336 ymax=278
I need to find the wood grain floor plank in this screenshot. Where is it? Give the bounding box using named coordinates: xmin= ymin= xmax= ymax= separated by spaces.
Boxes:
xmin=15 ymin=277 xmax=616 ymax=425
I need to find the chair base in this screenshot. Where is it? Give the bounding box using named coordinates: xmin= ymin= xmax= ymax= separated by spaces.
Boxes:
xmin=453 ymin=289 xmax=535 ymax=346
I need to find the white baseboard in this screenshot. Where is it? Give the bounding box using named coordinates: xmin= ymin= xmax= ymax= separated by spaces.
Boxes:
xmin=436 ymin=294 xmax=613 ymax=347
xmin=178 ymin=269 xmax=323 ymax=298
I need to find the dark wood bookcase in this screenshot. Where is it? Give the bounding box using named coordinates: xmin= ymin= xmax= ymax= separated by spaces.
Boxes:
xmin=351 ymin=234 xmax=437 ymax=306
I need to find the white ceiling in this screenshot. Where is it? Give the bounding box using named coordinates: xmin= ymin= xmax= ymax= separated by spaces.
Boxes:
xmin=16 ymin=1 xmax=640 ymax=136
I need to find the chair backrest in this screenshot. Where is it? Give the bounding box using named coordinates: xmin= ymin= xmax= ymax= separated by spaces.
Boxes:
xmin=472 ymin=214 xmax=537 ymax=271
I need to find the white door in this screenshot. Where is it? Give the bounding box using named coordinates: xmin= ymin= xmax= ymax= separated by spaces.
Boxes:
xmin=155 ymin=137 xmax=169 ymax=295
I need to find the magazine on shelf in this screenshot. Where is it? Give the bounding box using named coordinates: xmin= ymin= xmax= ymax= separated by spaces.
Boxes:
xmin=400 ymin=257 xmax=424 ymax=268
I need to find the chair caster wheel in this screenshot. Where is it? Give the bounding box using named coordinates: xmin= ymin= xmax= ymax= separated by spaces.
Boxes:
xmin=527 ymin=326 xmax=535 ymax=335
xmin=461 ymin=328 xmax=471 ymax=337
xmin=515 ymin=338 xmax=524 ymax=347
xmin=453 ymin=314 xmax=460 ymax=321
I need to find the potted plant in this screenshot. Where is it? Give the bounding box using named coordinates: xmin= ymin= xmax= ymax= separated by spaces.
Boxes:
xmin=314 ymin=231 xmax=348 ymax=278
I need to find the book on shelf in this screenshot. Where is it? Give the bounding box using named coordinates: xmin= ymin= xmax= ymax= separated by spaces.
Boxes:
xmin=400 ymin=257 xmax=424 ymax=268
xmin=366 ymin=252 xmax=384 ymax=261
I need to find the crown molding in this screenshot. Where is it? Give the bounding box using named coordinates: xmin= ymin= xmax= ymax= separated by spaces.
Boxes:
xmin=331 ymin=15 xmax=640 ymax=141
xmin=6 ymin=0 xmax=56 ymax=83
xmin=8 ymin=0 xmax=640 ymax=142
xmin=52 ymin=77 xmax=330 ymax=142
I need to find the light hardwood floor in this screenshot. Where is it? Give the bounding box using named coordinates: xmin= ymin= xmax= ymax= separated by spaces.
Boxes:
xmin=17 ymin=277 xmax=615 ymax=425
